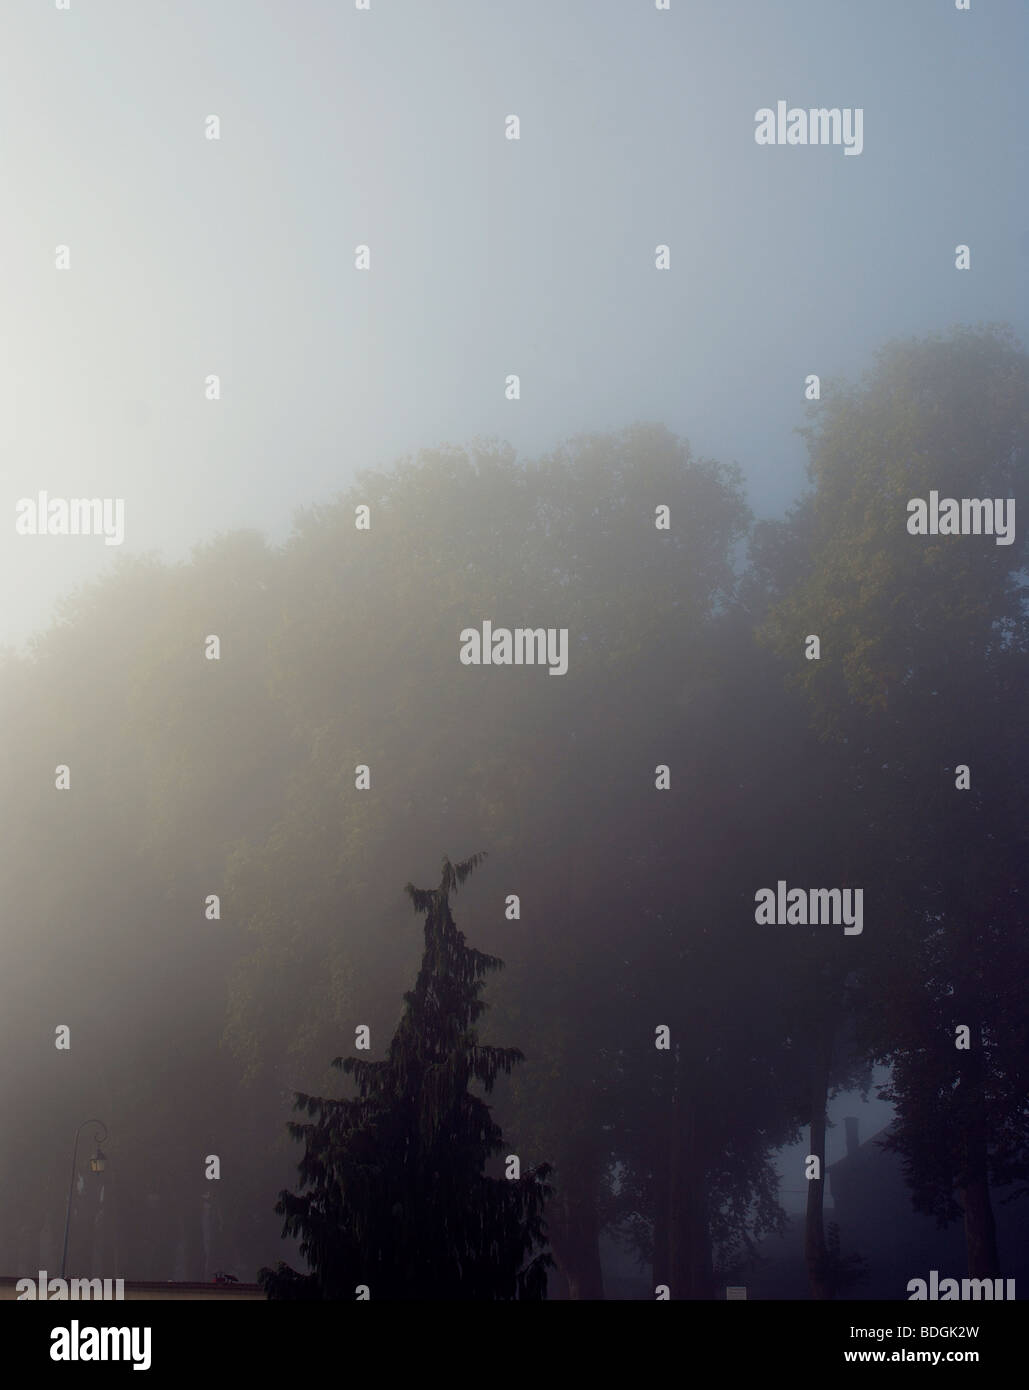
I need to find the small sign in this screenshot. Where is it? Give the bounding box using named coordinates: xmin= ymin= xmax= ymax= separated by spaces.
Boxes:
xmin=726 ymin=1286 xmax=748 ymax=1301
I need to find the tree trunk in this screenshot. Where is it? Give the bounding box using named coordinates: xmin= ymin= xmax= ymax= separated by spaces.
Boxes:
xmin=663 ymin=1048 xmax=714 ymax=1299
xmin=958 ymin=1034 xmax=1000 ymax=1277
xmin=960 ymin=1171 xmax=999 ymax=1278
xmin=804 ymin=1021 xmax=833 ymax=1299
xmin=675 ymin=1104 xmax=714 ymax=1298
xmin=549 ymin=1157 xmax=604 ymax=1299
xmin=653 ymin=1117 xmax=672 ymax=1294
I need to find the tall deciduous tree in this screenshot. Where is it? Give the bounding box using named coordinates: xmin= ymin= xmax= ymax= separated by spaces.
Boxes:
xmin=759 ymin=324 xmax=1029 ymax=1281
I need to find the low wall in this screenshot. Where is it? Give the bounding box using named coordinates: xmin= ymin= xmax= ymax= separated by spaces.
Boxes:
xmin=0 ymin=1276 xmax=264 ymax=1301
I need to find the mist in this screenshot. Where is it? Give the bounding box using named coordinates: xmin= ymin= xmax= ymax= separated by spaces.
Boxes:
xmin=1 ymin=0 xmax=1026 ymax=1308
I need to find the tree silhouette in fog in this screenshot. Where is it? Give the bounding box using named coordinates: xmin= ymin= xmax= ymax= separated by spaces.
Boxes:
xmin=260 ymin=853 xmax=552 ymax=1299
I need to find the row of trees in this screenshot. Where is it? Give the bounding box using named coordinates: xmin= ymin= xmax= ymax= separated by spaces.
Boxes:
xmin=0 ymin=323 xmax=1024 ymax=1296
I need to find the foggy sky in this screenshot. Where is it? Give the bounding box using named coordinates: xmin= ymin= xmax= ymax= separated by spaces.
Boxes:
xmin=3 ymin=0 xmax=1026 ymax=649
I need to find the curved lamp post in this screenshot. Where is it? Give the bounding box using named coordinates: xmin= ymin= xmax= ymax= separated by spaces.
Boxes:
xmin=60 ymin=1119 xmax=108 ymax=1279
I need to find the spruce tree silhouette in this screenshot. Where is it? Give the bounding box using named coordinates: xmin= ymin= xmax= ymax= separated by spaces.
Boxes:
xmin=260 ymin=853 xmax=552 ymax=1299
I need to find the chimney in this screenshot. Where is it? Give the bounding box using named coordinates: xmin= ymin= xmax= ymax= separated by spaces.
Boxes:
xmin=844 ymin=1116 xmax=859 ymax=1157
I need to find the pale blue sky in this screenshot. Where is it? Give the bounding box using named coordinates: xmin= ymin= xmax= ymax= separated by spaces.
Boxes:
xmin=3 ymin=0 xmax=1026 ymax=646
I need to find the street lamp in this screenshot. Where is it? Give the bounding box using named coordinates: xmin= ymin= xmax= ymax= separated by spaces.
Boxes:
xmin=61 ymin=1119 xmax=108 ymax=1279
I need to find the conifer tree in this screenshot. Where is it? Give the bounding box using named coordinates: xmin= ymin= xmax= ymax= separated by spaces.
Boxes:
xmin=260 ymin=853 xmax=552 ymax=1299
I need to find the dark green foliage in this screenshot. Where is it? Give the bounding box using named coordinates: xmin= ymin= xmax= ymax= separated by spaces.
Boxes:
xmin=260 ymin=854 xmax=552 ymax=1299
